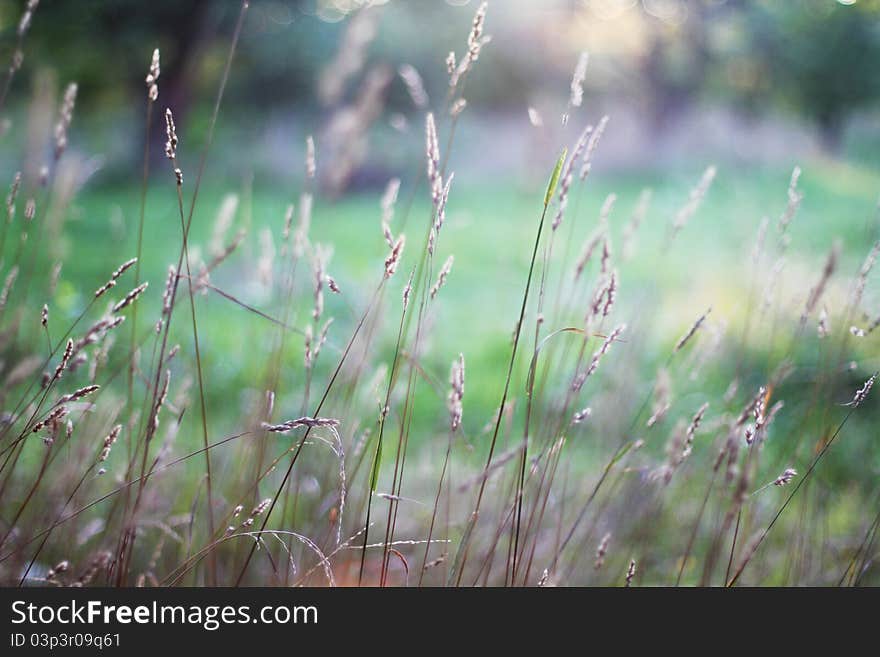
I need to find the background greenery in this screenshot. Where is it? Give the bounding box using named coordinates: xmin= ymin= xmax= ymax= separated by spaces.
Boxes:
xmin=1 ymin=0 xmax=878 ymax=585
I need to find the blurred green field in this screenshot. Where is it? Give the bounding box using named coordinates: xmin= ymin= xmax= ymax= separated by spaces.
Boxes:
xmin=6 ymin=141 xmax=879 ymax=586
xmin=40 ymin=154 xmax=880 ymax=472
xmin=5 ymin=0 xmax=880 ymax=588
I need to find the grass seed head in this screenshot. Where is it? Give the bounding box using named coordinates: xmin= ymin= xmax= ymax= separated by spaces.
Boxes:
xmin=146 ymin=48 xmax=160 ymax=101
xmin=164 ymin=108 xmax=178 ymax=160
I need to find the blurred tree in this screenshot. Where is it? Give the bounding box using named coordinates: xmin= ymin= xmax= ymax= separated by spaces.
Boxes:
xmin=0 ymin=0 xmax=338 ymax=167
xmin=630 ymin=0 xmax=880 ymax=152
xmin=638 ymin=3 xmax=714 ymax=131
xmin=0 ymin=0 xmax=218 ymax=108
xmin=0 ymin=0 xmax=230 ymax=166
xmin=742 ymin=0 xmax=880 ymax=151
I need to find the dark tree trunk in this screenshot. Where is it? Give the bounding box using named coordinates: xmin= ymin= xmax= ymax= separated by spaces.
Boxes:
xmin=817 ymin=113 xmax=845 ymax=155
xmin=144 ymin=1 xmax=215 ymax=169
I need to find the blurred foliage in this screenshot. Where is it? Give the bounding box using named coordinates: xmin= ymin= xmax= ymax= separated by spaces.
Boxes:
xmin=597 ymin=0 xmax=880 ymax=148
xmin=0 ymin=0 xmax=879 ymax=152
xmin=741 ymin=0 xmax=880 ymax=149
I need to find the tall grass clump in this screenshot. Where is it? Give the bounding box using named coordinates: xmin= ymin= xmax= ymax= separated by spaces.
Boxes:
xmin=0 ymin=0 xmax=877 ymax=588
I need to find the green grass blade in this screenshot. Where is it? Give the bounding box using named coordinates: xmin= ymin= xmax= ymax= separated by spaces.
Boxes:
xmin=370 ymin=435 xmax=383 ymax=492
xmin=544 ymin=147 xmax=567 ymax=207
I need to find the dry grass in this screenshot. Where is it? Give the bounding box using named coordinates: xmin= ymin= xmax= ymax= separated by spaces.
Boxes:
xmin=0 ymin=1 xmax=877 ymax=588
